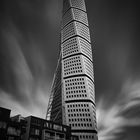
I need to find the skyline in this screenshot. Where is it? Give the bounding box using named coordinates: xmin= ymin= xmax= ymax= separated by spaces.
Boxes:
xmin=0 ymin=0 xmax=140 ymax=140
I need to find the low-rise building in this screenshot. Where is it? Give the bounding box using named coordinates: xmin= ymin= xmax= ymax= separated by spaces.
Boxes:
xmin=23 ymin=116 xmax=79 ymax=140
xmin=0 ymin=107 xmax=78 ymax=140
xmin=0 ymin=107 xmax=11 ymax=140
xmin=0 ymin=107 xmax=27 ymax=140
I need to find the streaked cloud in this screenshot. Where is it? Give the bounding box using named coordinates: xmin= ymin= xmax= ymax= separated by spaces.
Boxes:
xmin=0 ymin=23 xmax=50 ymax=118
xmin=97 ymin=78 xmax=140 ymax=140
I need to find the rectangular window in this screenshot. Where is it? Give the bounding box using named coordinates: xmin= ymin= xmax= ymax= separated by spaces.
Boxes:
xmin=0 ymin=121 xmax=7 ymax=129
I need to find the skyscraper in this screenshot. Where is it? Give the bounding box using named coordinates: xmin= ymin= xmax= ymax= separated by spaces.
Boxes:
xmin=46 ymin=0 xmax=98 ymax=139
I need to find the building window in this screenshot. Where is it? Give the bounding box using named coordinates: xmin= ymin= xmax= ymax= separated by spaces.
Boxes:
xmin=7 ymin=127 xmax=21 ymax=136
xmin=0 ymin=121 xmax=7 ymax=129
xmin=30 ymin=128 xmax=40 ymax=136
xmin=44 ymin=122 xmax=49 ymax=127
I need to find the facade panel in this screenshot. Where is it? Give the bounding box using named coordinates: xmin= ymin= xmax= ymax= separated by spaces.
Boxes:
xmin=63 ymin=0 xmax=86 ymax=15
xmin=61 ymin=22 xmax=76 ymax=43
xmin=64 ymin=77 xmax=88 ymax=101
xmin=72 ymin=8 xmax=88 ymax=26
xmin=62 ymin=55 xmax=83 ymax=77
xmin=75 ymin=21 xmax=90 ymax=42
xmin=63 ymin=0 xmax=71 ymax=15
xmin=62 ymin=55 xmax=94 ymax=81
xmin=62 ymin=8 xmax=88 ymax=29
xmin=70 ymin=0 xmax=86 ymax=12
xmin=62 ymin=36 xmax=92 ymax=61
xmin=61 ymin=21 xmax=90 ymax=43
xmin=62 ymin=9 xmax=73 ymax=28
xmin=62 ymin=37 xmax=80 ymax=58
xmin=79 ymin=37 xmax=92 ymax=61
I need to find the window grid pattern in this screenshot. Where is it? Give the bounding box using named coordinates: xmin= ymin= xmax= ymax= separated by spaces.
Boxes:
xmin=62 ymin=36 xmax=93 ymax=61
xmin=64 ymin=77 xmax=87 ymax=100
xmin=75 ymin=22 xmax=90 ymax=42
xmin=62 ymin=37 xmax=80 ymax=58
xmin=72 ymin=8 xmax=88 ymax=26
xmin=66 ymin=103 xmax=94 ymax=130
xmin=63 ymin=0 xmax=70 ymax=15
xmin=61 ymin=21 xmax=90 ymax=43
xmin=61 ymin=22 xmax=76 ymax=43
xmin=62 ymin=9 xmax=73 ymax=28
xmin=83 ymin=56 xmax=94 ymax=80
xmin=79 ymin=37 xmax=92 ymax=61
xmin=75 ymin=133 xmax=96 ymax=140
xmin=62 ymin=7 xmax=88 ymax=29
xmin=70 ymin=0 xmax=86 ymax=12
xmin=63 ymin=55 xmax=83 ymax=77
xmin=87 ymin=79 xmax=95 ymax=103
xmin=92 ymin=105 xmax=97 ymax=130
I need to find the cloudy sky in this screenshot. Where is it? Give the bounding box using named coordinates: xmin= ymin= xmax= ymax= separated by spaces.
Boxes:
xmin=0 ymin=0 xmax=140 ymax=140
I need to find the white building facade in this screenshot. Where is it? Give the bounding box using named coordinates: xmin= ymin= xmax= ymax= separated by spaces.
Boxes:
xmin=46 ymin=0 xmax=98 ymax=140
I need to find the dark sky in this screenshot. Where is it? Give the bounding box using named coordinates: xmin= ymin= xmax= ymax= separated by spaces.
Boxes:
xmin=0 ymin=0 xmax=140 ymax=140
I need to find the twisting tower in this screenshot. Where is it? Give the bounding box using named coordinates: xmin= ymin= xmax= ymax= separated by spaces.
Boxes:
xmin=46 ymin=0 xmax=98 ymax=139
